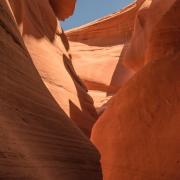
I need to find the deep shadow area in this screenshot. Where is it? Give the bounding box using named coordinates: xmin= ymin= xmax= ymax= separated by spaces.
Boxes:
xmin=8 ymin=0 xmax=58 ymax=42
xmin=63 ymin=54 xmax=98 ymax=137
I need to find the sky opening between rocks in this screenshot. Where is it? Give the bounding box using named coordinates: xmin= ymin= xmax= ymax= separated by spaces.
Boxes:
xmin=61 ymin=0 xmax=134 ymax=30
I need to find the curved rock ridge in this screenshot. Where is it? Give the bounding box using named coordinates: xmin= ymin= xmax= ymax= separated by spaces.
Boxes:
xmin=66 ymin=2 xmax=141 ymax=113
xmin=7 ymin=0 xmax=97 ymax=136
xmin=91 ymin=0 xmax=180 ymax=179
xmin=0 ymin=0 xmax=102 ymax=179
xmin=124 ymin=0 xmax=177 ymax=71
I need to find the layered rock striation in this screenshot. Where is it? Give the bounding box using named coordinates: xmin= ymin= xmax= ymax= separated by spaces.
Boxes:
xmin=0 ymin=0 xmax=101 ymax=179
xmin=7 ymin=0 xmax=97 ymax=136
xmin=1 ymin=0 xmax=179 ymax=179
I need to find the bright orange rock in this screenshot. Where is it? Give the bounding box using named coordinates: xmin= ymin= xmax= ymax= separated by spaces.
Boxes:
xmin=91 ymin=0 xmax=180 ymax=179
xmin=123 ymin=0 xmax=177 ymax=71
xmin=7 ymin=0 xmax=97 ymax=136
xmin=66 ymin=3 xmax=138 ymax=113
xmin=0 ymin=0 xmax=101 ymax=179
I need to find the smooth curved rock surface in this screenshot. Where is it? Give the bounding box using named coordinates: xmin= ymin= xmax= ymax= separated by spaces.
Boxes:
xmin=123 ymin=0 xmax=177 ymax=71
xmin=66 ymin=3 xmax=139 ymax=112
xmin=92 ymin=0 xmax=180 ymax=179
xmin=0 ymin=0 xmax=101 ymax=179
xmin=7 ymin=0 xmax=97 ymax=136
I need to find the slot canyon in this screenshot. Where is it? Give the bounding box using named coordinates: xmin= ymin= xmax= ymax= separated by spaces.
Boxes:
xmin=0 ymin=0 xmax=179 ymax=179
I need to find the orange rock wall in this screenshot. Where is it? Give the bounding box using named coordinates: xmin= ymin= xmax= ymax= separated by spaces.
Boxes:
xmin=92 ymin=0 xmax=180 ymax=179
xmin=49 ymin=0 xmax=76 ymax=20
xmin=67 ymin=3 xmax=137 ymax=94
xmin=1 ymin=0 xmax=179 ymax=179
xmin=0 ymin=0 xmax=101 ymax=179
xmin=8 ymin=0 xmax=97 ymax=136
xmin=66 ymin=3 xmax=141 ymax=112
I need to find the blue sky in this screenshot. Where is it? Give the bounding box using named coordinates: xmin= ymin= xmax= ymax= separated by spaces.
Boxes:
xmin=61 ymin=0 xmax=134 ymax=30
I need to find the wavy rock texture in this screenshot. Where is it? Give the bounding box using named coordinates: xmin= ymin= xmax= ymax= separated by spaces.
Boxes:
xmin=0 ymin=0 xmax=102 ymax=179
xmin=66 ymin=3 xmax=141 ymax=113
xmin=7 ymin=0 xmax=97 ymax=136
xmin=91 ymin=0 xmax=180 ymax=179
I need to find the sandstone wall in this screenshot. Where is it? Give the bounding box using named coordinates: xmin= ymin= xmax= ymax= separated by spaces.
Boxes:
xmin=91 ymin=0 xmax=180 ymax=179
xmin=0 ymin=0 xmax=102 ymax=179
xmin=7 ymin=0 xmax=97 ymax=136
xmin=66 ymin=3 xmax=139 ymax=113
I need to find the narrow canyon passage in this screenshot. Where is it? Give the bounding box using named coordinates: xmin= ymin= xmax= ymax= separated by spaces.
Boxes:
xmin=0 ymin=0 xmax=179 ymax=180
